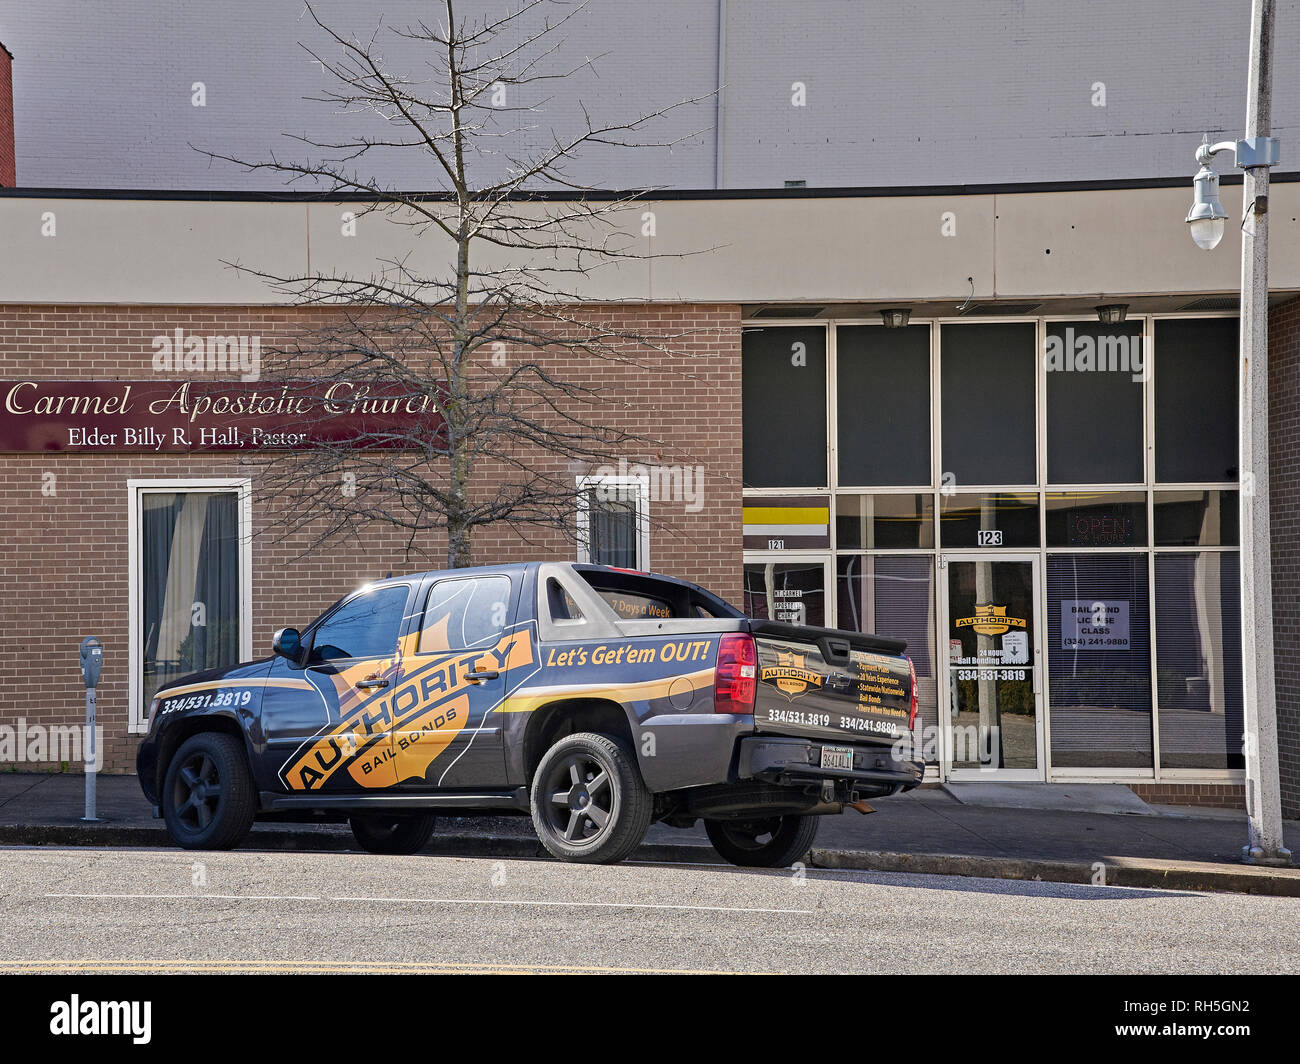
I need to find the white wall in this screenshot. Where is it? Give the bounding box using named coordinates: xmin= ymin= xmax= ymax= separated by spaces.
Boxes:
xmin=2 ymin=183 xmax=1296 ymax=304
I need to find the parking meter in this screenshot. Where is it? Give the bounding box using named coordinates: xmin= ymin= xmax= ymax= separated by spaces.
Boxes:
xmin=78 ymin=637 xmax=102 ymax=822
xmin=80 ymin=636 xmax=103 ymax=689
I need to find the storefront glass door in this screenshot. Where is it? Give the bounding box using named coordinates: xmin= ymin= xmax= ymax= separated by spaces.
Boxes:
xmin=941 ymin=555 xmax=1044 ymax=780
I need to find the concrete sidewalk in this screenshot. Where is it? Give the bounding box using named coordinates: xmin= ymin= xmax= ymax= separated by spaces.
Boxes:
xmin=3 ymin=771 xmax=1298 ymax=896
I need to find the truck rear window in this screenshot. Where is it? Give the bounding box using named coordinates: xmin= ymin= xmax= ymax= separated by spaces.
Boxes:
xmin=575 ymin=567 xmax=742 ymax=620
xmin=596 ymin=590 xmax=674 ymax=620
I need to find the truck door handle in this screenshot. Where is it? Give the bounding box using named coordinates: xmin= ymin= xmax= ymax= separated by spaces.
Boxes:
xmin=466 ymin=670 xmax=499 ymax=683
xmin=355 ymin=678 xmax=389 ymax=690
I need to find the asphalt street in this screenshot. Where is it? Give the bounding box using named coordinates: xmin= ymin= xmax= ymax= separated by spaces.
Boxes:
xmin=1 ymin=846 xmax=1297 ymax=974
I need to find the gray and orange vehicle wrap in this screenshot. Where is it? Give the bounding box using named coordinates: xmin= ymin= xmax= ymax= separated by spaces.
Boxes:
xmin=137 ymin=562 xmax=923 ymax=814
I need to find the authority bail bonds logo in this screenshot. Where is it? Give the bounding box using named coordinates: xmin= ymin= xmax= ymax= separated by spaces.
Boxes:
xmin=954 ymin=604 xmax=1026 ymax=637
xmin=760 ymin=649 xmax=824 ymax=701
xmin=1043 ymin=326 xmax=1145 ymax=382
xmin=50 ymin=996 xmax=151 ymax=1044
xmin=152 ymin=327 xmax=261 ymax=382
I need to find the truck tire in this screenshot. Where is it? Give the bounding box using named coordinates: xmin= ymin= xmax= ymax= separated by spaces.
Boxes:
xmin=704 ymin=814 xmax=820 ymax=868
xmin=530 ymin=732 xmax=653 ymax=864
xmin=349 ymin=814 xmax=438 ymax=855
xmin=161 ymin=732 xmax=257 ymax=850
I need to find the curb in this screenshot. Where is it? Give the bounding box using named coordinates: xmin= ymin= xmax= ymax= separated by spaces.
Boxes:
xmin=809 ymin=847 xmax=1300 ymax=897
xmin=0 ymin=824 xmax=722 ymax=865
xmin=4 ymin=825 xmax=1298 ymax=895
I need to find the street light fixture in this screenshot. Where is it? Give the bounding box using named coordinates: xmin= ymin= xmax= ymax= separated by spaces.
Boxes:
xmin=1186 ymin=150 xmax=1228 ymax=250
xmin=1186 ymin=134 xmax=1279 ymax=250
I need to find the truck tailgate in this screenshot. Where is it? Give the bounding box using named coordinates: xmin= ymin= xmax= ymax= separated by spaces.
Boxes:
xmin=747 ymin=619 xmax=914 ymax=747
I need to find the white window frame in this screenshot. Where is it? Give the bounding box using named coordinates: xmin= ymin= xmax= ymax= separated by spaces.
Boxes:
xmin=127 ymin=478 xmax=253 ymax=733
xmin=576 ymin=474 xmax=650 ymax=571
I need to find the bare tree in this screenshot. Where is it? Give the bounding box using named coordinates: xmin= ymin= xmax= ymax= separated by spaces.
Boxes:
xmin=205 ymin=0 xmax=714 ymax=567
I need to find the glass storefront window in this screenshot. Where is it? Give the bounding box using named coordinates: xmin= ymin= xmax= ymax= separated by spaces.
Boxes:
xmin=836 ymin=494 xmax=934 ymax=549
xmin=740 ymin=315 xmax=1246 ymax=783
xmin=1154 ymin=553 xmax=1244 ymax=770
xmin=742 ymin=327 xmax=827 ymax=488
xmin=940 ymin=492 xmax=1039 ymax=548
xmin=837 ymin=555 xmax=937 ymax=761
xmin=743 ymin=560 xmax=826 ymax=627
xmin=1046 ymin=554 xmax=1152 ymax=768
xmin=1154 ymin=490 xmax=1239 ymax=547
xmin=1046 ymin=491 xmax=1148 ymax=548
xmin=940 ymin=323 xmax=1036 ymax=486
xmin=1155 ymin=318 xmax=1239 ymax=483
xmin=837 ymin=325 xmax=930 ymax=486
xmin=1046 ymin=321 xmax=1145 ymax=484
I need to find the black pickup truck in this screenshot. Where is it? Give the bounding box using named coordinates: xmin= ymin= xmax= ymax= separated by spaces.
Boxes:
xmin=137 ymin=562 xmax=922 ymax=866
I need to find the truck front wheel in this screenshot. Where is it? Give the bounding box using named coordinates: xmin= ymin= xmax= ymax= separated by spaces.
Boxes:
xmin=161 ymin=732 xmax=257 ymax=850
xmin=530 ymin=732 xmax=652 ymax=864
xmin=705 ymin=814 xmax=820 ymax=868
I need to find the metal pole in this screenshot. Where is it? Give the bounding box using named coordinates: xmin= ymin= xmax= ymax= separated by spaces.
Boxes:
xmin=1239 ymin=0 xmax=1290 ymax=865
xmin=82 ymin=686 xmax=98 ymax=822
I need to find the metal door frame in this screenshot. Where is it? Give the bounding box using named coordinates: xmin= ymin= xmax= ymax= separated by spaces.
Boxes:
xmin=938 ymin=552 xmax=1045 ymax=781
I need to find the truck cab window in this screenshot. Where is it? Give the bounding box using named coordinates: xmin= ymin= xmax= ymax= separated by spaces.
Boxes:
xmin=309 ymin=584 xmax=409 ymax=662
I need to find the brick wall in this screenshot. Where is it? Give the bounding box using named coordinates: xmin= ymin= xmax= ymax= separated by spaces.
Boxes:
xmin=1269 ymin=294 xmax=1300 ymax=819
xmin=0 ymin=41 xmax=14 ymax=187
xmin=1130 ymin=783 xmax=1245 ymax=811
xmin=0 ymin=302 xmax=743 ymax=774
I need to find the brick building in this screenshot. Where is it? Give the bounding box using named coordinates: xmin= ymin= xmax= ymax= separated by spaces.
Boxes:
xmin=1 ymin=5 xmax=1300 ymax=815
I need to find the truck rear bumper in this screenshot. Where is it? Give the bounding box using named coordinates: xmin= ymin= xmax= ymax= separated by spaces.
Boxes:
xmin=737 ymin=735 xmax=924 ymax=793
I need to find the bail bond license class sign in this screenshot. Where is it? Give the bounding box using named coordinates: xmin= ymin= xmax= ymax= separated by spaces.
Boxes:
xmin=0 ymin=380 xmax=443 ymax=452
xmin=1060 ymin=599 xmax=1130 ymax=651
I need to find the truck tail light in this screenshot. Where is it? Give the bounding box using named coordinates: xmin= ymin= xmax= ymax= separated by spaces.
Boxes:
xmin=907 ymin=655 xmax=919 ymax=730
xmin=714 ymin=633 xmax=757 ymax=715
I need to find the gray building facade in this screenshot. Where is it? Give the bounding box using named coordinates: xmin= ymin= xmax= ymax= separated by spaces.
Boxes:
xmin=4 ymin=0 xmax=1300 ymax=191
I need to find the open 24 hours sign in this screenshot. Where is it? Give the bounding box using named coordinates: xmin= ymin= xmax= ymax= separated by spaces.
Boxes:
xmin=1060 ymin=600 xmax=1130 ymax=651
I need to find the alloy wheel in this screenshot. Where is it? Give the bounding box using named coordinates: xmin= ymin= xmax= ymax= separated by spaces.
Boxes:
xmin=172 ymin=752 xmax=222 ymax=832
xmin=544 ymin=753 xmax=613 ymax=845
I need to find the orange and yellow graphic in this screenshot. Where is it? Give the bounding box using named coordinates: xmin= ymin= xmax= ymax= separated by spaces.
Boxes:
xmin=281 ymin=627 xmax=536 ymax=792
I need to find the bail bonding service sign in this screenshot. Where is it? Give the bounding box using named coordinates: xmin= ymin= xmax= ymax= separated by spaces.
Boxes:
xmin=0 ymin=380 xmax=443 ymax=453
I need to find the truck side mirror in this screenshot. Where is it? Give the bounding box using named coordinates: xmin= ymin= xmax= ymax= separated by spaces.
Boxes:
xmin=272 ymin=627 xmax=302 ymax=662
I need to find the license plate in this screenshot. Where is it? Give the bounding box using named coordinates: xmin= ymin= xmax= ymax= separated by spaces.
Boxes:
xmin=820 ymin=745 xmax=854 ymax=771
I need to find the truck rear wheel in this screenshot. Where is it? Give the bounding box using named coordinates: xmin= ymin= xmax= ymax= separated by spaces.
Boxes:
xmin=349 ymin=814 xmax=438 ymax=855
xmin=530 ymin=732 xmax=652 ymax=864
xmin=161 ymin=732 xmax=257 ymax=850
xmin=705 ymin=814 xmax=820 ymax=868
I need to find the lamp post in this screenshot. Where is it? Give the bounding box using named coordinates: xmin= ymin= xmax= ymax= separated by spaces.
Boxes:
xmin=1186 ymin=0 xmax=1290 ymax=866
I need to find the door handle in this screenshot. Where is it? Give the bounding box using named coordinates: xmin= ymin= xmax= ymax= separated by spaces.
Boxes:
xmin=355 ymin=677 xmax=389 ymax=690
xmin=466 ymin=669 xmax=499 ymax=683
